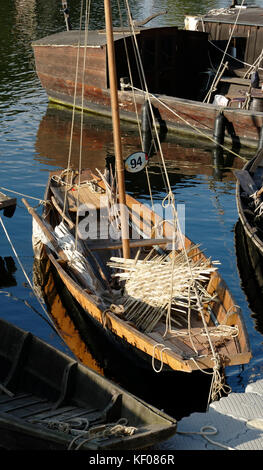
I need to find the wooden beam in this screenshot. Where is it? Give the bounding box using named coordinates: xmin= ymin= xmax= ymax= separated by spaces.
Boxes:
xmin=87 ymin=237 xmax=172 ymax=251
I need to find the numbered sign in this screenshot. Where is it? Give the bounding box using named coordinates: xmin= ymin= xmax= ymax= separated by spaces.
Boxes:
xmin=125 ymin=151 xmax=148 ymax=173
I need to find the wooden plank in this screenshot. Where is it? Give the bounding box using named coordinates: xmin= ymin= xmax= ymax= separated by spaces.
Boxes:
xmin=28 ymin=406 xmax=100 ymax=422
xmin=14 ymin=404 xmax=53 ymax=419
xmin=0 ymin=393 xmax=29 ymax=404
xmin=1 ymin=396 xmax=47 ymax=413
xmin=220 ymin=76 xmax=249 ymax=85
xmin=27 ymin=405 xmax=78 ymax=421
xmin=148 ymin=331 xmax=193 ymax=357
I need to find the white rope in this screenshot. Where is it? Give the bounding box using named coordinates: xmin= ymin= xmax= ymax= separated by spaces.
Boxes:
xmin=0 ymin=187 xmax=45 ymax=204
xmin=130 ymin=85 xmax=246 ymax=161
xmin=177 ymin=425 xmax=237 ymax=450
xmin=203 ymin=0 xmax=246 ymax=103
xmin=62 ymin=0 xmax=85 ymax=216
xmin=152 ymin=343 xmax=171 ymax=373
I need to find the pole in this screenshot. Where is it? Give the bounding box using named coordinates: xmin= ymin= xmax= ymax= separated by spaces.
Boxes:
xmin=61 ymin=1 xmax=71 ymax=31
xmin=104 ymin=0 xmax=130 ymax=259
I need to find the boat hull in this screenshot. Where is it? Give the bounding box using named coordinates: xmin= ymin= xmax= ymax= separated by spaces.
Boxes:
xmin=0 ymin=317 xmax=177 ymax=450
xmin=35 ymin=61 xmax=263 ymax=149
xmin=32 ymin=28 xmax=263 ymax=150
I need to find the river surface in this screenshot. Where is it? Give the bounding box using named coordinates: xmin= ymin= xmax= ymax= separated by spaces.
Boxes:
xmin=1 ymin=0 xmax=263 ymax=427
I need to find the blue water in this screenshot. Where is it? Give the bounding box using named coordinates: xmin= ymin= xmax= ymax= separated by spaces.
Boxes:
xmin=1 ymin=0 xmax=263 ymax=421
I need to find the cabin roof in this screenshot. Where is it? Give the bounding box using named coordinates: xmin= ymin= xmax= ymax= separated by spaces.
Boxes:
xmin=200 ymin=6 xmax=263 ymax=27
xmin=32 ymin=29 xmax=142 ymax=48
xmin=32 ymin=26 xmax=180 ymax=48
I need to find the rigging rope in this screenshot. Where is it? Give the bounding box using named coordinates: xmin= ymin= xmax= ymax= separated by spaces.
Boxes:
xmin=117 ymin=1 xmax=239 ymax=395
xmin=63 ymin=0 xmax=85 ymax=217
xmin=129 ymin=85 xmax=247 ymax=161
xmin=0 ymin=216 xmax=57 ymax=333
xmin=75 ymin=0 xmax=91 ymax=250
xmin=202 ymin=0 xmax=245 ymax=103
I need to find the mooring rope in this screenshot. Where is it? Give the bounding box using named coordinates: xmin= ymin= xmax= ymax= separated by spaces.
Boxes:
xmin=129 ymin=85 xmax=247 ymax=161
xmin=177 ymin=425 xmax=237 ymax=450
xmin=0 ymin=187 xmax=45 ymax=204
xmin=30 ymin=416 xmax=137 ymax=450
xmin=152 ymin=343 xmax=172 ymax=373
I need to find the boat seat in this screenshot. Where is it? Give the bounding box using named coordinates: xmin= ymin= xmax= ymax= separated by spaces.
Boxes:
xmin=50 ymin=184 xmax=107 ymax=213
xmin=220 ymin=76 xmax=250 ymax=86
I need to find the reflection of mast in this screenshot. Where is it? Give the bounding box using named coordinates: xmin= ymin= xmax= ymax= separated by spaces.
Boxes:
xmin=15 ymin=0 xmax=37 ymax=39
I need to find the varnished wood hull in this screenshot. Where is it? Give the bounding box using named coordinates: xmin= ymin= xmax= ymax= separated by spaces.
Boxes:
xmin=0 ymin=317 xmax=177 ymax=450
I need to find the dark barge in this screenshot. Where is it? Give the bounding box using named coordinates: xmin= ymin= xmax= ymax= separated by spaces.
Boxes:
xmin=32 ymin=10 xmax=263 ymax=149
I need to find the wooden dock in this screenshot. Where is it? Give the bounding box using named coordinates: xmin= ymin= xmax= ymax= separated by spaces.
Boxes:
xmin=158 ymin=379 xmax=263 ymax=450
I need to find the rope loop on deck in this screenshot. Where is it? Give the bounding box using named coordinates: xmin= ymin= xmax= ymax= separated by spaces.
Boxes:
xmin=152 ymin=343 xmax=171 ymax=373
xmin=68 ymin=417 xmax=137 ymax=450
xmin=177 ymin=425 xmax=237 ymax=450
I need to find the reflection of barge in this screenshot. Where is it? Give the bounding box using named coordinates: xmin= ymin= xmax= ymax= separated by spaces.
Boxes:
xmin=35 ymin=105 xmax=246 ymax=181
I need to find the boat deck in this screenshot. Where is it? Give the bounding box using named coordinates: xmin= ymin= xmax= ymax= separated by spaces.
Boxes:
xmin=0 ymin=391 xmax=104 ymax=424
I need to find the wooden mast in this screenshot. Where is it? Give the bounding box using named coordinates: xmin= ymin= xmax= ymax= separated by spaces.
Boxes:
xmin=104 ymin=0 xmax=130 ymax=259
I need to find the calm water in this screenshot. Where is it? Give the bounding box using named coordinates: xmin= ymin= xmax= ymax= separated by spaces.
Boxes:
xmin=1 ymin=0 xmax=263 ymax=424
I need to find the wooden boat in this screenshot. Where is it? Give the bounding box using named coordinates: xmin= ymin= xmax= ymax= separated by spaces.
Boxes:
xmin=186 ymin=3 xmax=263 ymax=70
xmin=0 ymin=317 xmax=177 ymax=450
xmin=24 ymin=0 xmax=251 ymax=390
xmin=235 ymin=149 xmax=263 ymax=257
xmin=0 ymin=191 xmax=16 ymax=218
xmin=33 ymin=4 xmax=263 ymax=149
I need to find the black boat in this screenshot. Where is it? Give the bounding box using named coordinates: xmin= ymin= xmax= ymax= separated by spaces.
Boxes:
xmin=235 ymin=149 xmax=263 ymax=256
xmin=0 ymin=317 xmax=177 ymax=450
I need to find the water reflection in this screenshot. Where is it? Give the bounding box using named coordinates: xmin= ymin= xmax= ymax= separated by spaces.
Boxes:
xmin=0 ymin=256 xmax=17 ymax=288
xmin=35 ymin=103 xmax=246 ymax=184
